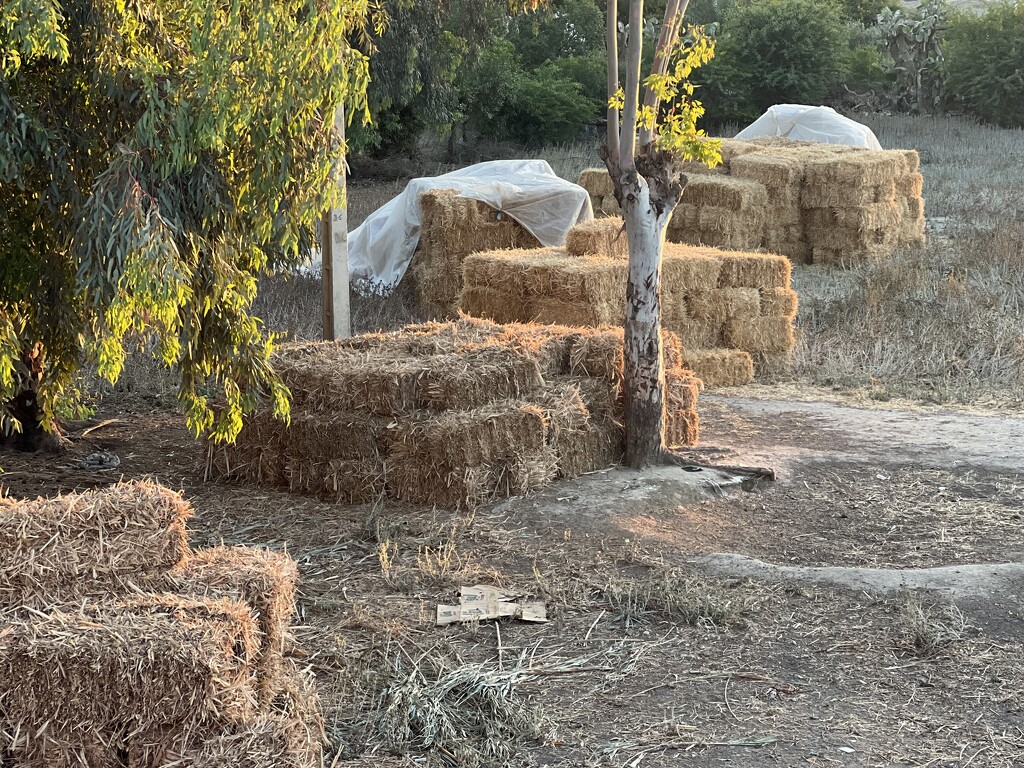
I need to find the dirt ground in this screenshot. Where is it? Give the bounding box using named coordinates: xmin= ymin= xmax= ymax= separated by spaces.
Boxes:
xmin=2 ymin=392 xmax=1023 ymax=768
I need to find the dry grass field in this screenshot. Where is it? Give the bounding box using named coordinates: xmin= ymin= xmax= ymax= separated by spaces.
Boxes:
xmin=5 ymin=114 xmax=1024 ymax=768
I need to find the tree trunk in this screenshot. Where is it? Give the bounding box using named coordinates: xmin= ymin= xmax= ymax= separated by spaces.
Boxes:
xmin=1 ymin=343 xmax=62 ymax=453
xmin=619 ymin=170 xmax=666 ymax=468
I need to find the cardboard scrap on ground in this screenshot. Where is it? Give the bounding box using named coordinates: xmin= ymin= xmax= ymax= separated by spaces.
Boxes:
xmin=436 ymin=585 xmax=548 ymax=626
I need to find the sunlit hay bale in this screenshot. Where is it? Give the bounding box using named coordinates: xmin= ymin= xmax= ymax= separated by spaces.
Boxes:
xmin=664 ymin=368 xmax=701 ymax=448
xmin=577 ymin=167 xmax=615 ymax=198
xmin=459 ymin=285 xmax=525 ymax=324
xmin=681 ymin=348 xmax=755 ymax=388
xmin=807 ymin=199 xmax=903 ymax=235
xmin=717 ymin=138 xmax=763 ymax=167
xmin=0 ymin=481 xmax=191 ymax=608
xmin=554 ymin=417 xmax=625 ymax=477
xmin=531 ymin=296 xmax=624 ymax=328
xmin=896 ymin=171 xmax=924 ymax=198
xmin=898 ymin=196 xmax=926 ymax=246
xmin=336 ymin=316 xmax=507 ymax=356
xmin=682 ymin=175 xmax=768 ymax=213
xmin=567 ymin=327 xmax=684 ymax=387
xmin=0 ymin=595 xmax=259 ymax=763
xmin=686 ymin=288 xmax=761 ymax=326
xmin=760 ymin=287 xmax=799 ymax=319
xmin=172 ymin=546 xmax=298 ymax=702
xmin=729 ymin=151 xmax=803 ymax=191
xmin=413 ymin=189 xmax=540 ymax=319
xmin=662 ymin=244 xmax=722 ymax=295
xmin=496 ymin=323 xmax=579 ymax=377
xmin=533 ymin=381 xmax=592 ymax=441
xmin=559 ymin=376 xmax=620 ymax=420
xmin=693 ymin=206 xmax=766 ymax=251
xmin=565 ymin=216 xmax=627 ymax=258
xmin=461 ymin=250 xmax=534 ymax=324
xmin=897 ymin=149 xmax=921 ymax=174
xmin=723 ymin=316 xmax=796 ymax=355
xmin=422 ymin=345 xmax=545 ymax=410
xmin=208 ymin=411 xmax=289 ymax=487
xmin=133 ymin=659 xmax=324 ymax=768
xmin=716 ymin=250 xmax=792 ymax=289
xmin=525 ymin=252 xmax=627 ymax=306
xmin=800 ymin=180 xmax=897 ymax=209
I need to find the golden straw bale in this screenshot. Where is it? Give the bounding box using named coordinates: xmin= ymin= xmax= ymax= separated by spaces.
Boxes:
xmin=208 ymin=411 xmax=289 ymax=487
xmin=897 ymin=149 xmax=921 ymax=174
xmin=718 ymin=138 xmax=763 ymax=166
xmin=802 ymin=150 xmax=905 ymax=187
xmin=525 ymin=252 xmax=627 ymax=304
xmin=716 ymin=251 xmax=792 ymax=289
xmin=460 ymin=285 xmax=525 ymax=324
xmin=422 ymin=345 xmax=544 ymax=410
xmin=600 ymin=195 xmax=622 ymax=215
xmin=0 ymin=595 xmax=259 ymax=763
xmin=664 ymin=316 xmax=722 ymax=350
xmin=805 ymin=200 xmax=902 ymax=234
xmin=577 ymin=168 xmax=615 ymax=198
xmin=567 ymin=376 xmax=621 ymax=419
xmin=669 ymin=203 xmax=700 ymax=230
xmin=686 ymin=288 xmax=761 ymax=325
xmin=662 ymin=245 xmax=723 ymax=294
xmin=898 ymin=198 xmax=926 ymax=245
xmin=730 ymin=151 xmax=803 ymax=188
xmin=681 ymin=348 xmax=755 ymax=387
xmin=389 ymin=401 xmax=548 ymax=468
xmin=531 ymin=297 xmax=623 ymax=327
xmin=682 ymin=175 xmax=769 ymax=212
xmin=565 ymin=217 xmax=627 ymax=258
xmin=767 ymin=240 xmax=813 ymax=264
xmin=760 ymin=287 xmax=799 ymax=318
xmin=171 ymin=546 xmax=298 ymax=702
xmin=567 ymin=328 xmax=683 ymax=385
xmin=533 ymin=381 xmax=593 ymax=440
xmin=664 ymin=401 xmax=700 ymax=448
xmin=896 ymin=172 xmax=924 ymax=197
xmin=723 ymin=316 xmax=796 ymax=355
xmin=0 ymin=481 xmax=191 ymax=608
xmin=800 ymin=181 xmax=896 ymax=209
xmin=555 ymin=417 xmax=624 ymax=477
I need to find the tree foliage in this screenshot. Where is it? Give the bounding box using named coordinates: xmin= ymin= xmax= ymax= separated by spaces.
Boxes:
xmin=876 ymin=0 xmax=947 ymax=114
xmin=944 ymin=1 xmax=1024 ymax=128
xmin=1 ymin=0 xmax=373 ymax=442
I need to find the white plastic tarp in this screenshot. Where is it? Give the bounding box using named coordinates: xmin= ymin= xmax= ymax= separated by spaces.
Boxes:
xmin=734 ymin=105 xmax=883 ymax=150
xmin=341 ymin=159 xmax=593 ymax=292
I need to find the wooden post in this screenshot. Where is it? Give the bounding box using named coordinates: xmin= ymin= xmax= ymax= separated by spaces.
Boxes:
xmin=322 ymin=102 xmax=351 ymax=341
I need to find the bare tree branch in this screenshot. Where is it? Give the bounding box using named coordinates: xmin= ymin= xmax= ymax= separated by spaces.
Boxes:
xmin=619 ymin=0 xmax=644 ymax=172
xmin=638 ymin=0 xmax=688 ymax=147
xmin=606 ymin=0 xmax=620 ymax=170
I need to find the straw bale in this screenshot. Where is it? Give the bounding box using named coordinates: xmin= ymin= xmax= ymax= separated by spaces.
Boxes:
xmin=718 ymin=139 xmax=763 ymax=166
xmin=0 ymin=594 xmax=259 ymax=762
xmin=286 ymin=455 xmax=386 ymax=505
xmin=554 ymin=418 xmax=624 ymax=478
xmin=804 ymin=200 xmax=902 ymax=234
xmin=533 ymin=382 xmax=592 ymax=442
xmin=422 ymin=345 xmax=544 ymax=410
xmin=681 ymin=348 xmax=754 ymax=388
xmin=802 ymin=150 xmax=905 ymax=187
xmin=686 ymin=288 xmax=760 ymax=325
xmin=716 ymin=251 xmax=792 ymax=289
xmin=664 ymin=316 xmax=722 ymax=350
xmin=209 ymin=411 xmax=289 ymax=487
xmin=414 ymin=189 xmax=539 ymax=319
xmin=567 ymin=376 xmax=621 ymax=419
xmin=0 ymin=481 xmax=191 ymax=608
xmin=682 ymin=175 xmax=769 ymax=212
xmin=662 ymin=245 xmax=722 ymax=294
xmin=577 ymin=168 xmax=615 ymax=198
xmin=286 ymin=411 xmax=389 ymax=463
xmin=800 ymin=181 xmax=896 ymax=209
xmin=531 ymin=296 xmax=623 ymax=327
xmin=896 ymin=172 xmax=924 ymax=198
xmin=897 ymin=149 xmax=921 ymax=174
xmin=760 ymin=287 xmax=799 ymax=318
xmin=766 ymin=240 xmax=813 ymax=264
xmin=499 ymin=447 xmax=560 ymax=497
xmin=723 ymin=316 xmax=796 ymax=355
xmin=696 ymin=204 xmax=765 ymax=235
xmin=567 ymin=328 xmax=683 ymax=385
xmin=898 ymin=198 xmax=926 ymax=245
xmin=600 ymin=195 xmax=622 ymax=215
xmin=524 ymin=252 xmax=627 ymax=304
xmin=811 ymin=244 xmax=890 ymax=267
xmin=172 ymin=546 xmax=298 ymax=701
xmin=669 ymin=203 xmax=700 ymax=230
xmin=664 ymin=397 xmax=700 ymax=449
xmin=458 ymin=286 xmax=525 ymax=325
xmin=565 ymin=217 xmax=627 ymax=258
xmin=390 ymin=400 xmax=548 ymax=468
xmin=730 ymin=151 xmax=803 ymax=188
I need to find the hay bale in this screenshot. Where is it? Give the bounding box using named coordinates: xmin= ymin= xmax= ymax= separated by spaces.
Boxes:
xmin=664 ymin=316 xmax=722 ymax=350
xmin=287 ymin=456 xmax=387 ymax=505
xmin=413 ymin=189 xmax=540 ymax=319
xmin=686 ymin=288 xmax=761 ymax=325
xmin=0 ymin=481 xmax=191 ymax=608
xmin=208 ymin=411 xmax=289 ymax=487
xmin=577 ymin=168 xmax=615 ymax=198
xmin=0 ymin=595 xmax=259 ymax=763
xmin=421 ymin=345 xmax=544 ymax=410
xmin=716 ymin=251 xmax=792 ymax=289
xmin=565 ymin=217 xmax=627 ymax=258
xmin=717 ymin=139 xmax=763 ymax=167
xmin=664 ymin=372 xmax=701 ymax=448
xmin=682 ymin=175 xmax=768 ymax=212
xmin=898 ymin=197 xmax=926 ymax=245
xmin=172 ymin=546 xmax=299 ymax=701
xmin=896 ymin=172 xmax=924 ymax=198
xmin=760 ymin=287 xmax=799 ymax=318
xmin=800 ymin=181 xmax=896 ymax=209
xmin=662 ymin=245 xmax=722 ymax=295
xmin=554 ymin=418 xmax=624 ymax=477
xmin=729 ymin=151 xmax=803 ymax=189
xmin=723 ymin=316 xmax=796 ymax=355
xmin=681 ymin=348 xmax=755 ymax=388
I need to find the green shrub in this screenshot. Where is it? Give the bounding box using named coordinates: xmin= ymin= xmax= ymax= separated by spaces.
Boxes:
xmin=944 ymin=2 xmax=1024 ymax=128
xmin=700 ymin=0 xmax=852 ymax=126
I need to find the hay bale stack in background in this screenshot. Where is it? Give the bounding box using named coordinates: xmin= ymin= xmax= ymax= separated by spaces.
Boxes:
xmin=566 ymin=216 xmax=627 ymax=258
xmin=461 ymin=237 xmax=797 ymax=386
xmin=729 ymin=151 xmax=809 ymax=263
xmin=670 ymin=175 xmax=768 ymax=250
xmin=0 ymin=484 xmax=324 ymax=768
xmin=413 ymin=189 xmax=540 ymax=319
xmin=211 ymin=319 xmax=703 ymax=509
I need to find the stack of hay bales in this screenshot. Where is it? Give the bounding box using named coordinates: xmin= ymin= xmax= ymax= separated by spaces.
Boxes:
xmin=0 ymin=481 xmax=320 ymax=768
xmin=412 ymin=189 xmax=540 ymax=319
xmin=575 ymin=138 xmax=925 ymax=267
xmin=461 ymin=223 xmax=799 ymax=387
xmin=210 ymin=318 xmax=702 ymax=509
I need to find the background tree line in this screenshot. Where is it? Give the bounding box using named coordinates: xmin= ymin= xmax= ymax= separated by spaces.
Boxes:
xmin=354 ymin=0 xmax=1024 ymax=157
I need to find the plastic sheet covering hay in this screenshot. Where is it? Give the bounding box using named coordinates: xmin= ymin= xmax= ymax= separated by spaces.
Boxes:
xmin=0 ymin=595 xmax=259 ymax=764
xmin=682 ymin=348 xmax=755 ymax=388
xmin=0 ymin=481 xmax=191 ymax=608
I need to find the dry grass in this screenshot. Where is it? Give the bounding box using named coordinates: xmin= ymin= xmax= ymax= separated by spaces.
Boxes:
xmin=895 ymin=590 xmax=968 ymax=659
xmin=603 ymin=569 xmax=754 ymax=629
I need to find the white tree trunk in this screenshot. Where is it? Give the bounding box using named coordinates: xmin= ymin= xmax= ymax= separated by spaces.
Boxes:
xmin=619 ymin=169 xmax=667 ymax=467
